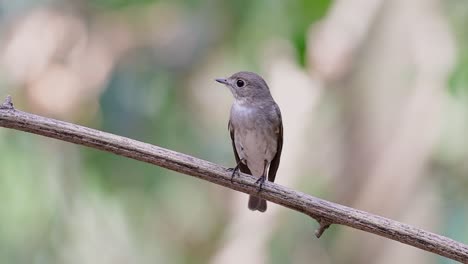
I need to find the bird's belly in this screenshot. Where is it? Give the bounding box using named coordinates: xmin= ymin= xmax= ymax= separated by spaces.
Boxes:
xmin=235 ymin=129 xmax=277 ymax=177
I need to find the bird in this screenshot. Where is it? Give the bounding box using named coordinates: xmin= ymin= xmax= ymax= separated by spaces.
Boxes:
xmin=216 ymin=71 xmax=283 ymax=212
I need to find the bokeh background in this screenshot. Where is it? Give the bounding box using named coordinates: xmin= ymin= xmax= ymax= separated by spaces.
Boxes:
xmin=0 ymin=0 xmax=467 ymax=263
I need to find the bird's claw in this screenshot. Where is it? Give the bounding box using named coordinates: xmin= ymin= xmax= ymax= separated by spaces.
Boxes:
xmin=255 ymin=175 xmax=266 ymax=193
xmin=228 ymin=166 xmax=240 ymax=183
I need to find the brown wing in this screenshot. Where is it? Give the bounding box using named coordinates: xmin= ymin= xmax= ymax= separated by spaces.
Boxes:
xmin=268 ymin=105 xmax=283 ymax=183
xmin=228 ymin=120 xmax=251 ymax=175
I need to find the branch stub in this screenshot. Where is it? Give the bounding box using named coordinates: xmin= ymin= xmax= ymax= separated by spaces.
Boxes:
xmin=0 ymin=96 xmax=14 ymax=110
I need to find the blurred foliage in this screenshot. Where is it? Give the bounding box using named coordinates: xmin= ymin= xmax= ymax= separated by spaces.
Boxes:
xmin=289 ymin=0 xmax=330 ymax=65
xmin=1 ymin=0 xmax=468 ymax=263
xmin=448 ymin=0 xmax=468 ymax=96
xmin=91 ymin=0 xmax=159 ymax=10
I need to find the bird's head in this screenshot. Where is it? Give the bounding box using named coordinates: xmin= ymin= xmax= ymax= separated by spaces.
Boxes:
xmin=216 ymin=71 xmax=271 ymax=101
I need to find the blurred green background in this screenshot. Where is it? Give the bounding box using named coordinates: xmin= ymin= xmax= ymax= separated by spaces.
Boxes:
xmin=0 ymin=0 xmax=467 ymax=263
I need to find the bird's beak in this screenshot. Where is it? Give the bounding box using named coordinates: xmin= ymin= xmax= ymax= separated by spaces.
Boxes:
xmin=215 ymin=78 xmax=229 ymax=85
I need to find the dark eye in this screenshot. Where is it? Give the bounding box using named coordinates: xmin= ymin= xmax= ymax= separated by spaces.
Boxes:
xmin=236 ymin=79 xmax=245 ymax=87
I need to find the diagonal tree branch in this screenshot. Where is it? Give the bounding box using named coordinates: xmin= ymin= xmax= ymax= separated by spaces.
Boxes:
xmin=0 ymin=96 xmax=467 ymax=263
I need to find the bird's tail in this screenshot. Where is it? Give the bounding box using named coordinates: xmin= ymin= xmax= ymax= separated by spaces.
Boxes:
xmin=248 ymin=195 xmax=267 ymax=212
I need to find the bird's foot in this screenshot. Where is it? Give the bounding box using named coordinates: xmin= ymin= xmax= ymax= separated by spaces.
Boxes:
xmin=255 ymin=175 xmax=266 ymax=193
xmin=228 ymin=165 xmax=240 ymax=183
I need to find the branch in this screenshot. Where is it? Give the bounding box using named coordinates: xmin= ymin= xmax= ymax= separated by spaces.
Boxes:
xmin=0 ymin=96 xmax=467 ymax=263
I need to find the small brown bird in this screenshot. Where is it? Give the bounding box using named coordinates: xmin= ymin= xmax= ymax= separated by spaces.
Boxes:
xmin=216 ymin=71 xmax=283 ymax=212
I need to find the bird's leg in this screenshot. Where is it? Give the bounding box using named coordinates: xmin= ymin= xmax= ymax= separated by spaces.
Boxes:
xmin=255 ymin=160 xmax=270 ymax=193
xmin=228 ymin=159 xmax=245 ymax=183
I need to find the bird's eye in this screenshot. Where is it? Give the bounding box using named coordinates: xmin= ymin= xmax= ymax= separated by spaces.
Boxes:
xmin=236 ymin=79 xmax=245 ymax=87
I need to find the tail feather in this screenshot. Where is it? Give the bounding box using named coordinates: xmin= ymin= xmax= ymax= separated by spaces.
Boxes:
xmin=248 ymin=195 xmax=267 ymax=212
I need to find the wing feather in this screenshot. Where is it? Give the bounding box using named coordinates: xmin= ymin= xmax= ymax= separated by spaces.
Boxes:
xmin=228 ymin=119 xmax=251 ymax=175
xmin=268 ymin=105 xmax=283 ymax=183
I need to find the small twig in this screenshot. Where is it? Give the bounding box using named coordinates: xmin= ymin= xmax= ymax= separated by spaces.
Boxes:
xmin=0 ymin=96 xmax=467 ymax=263
xmin=315 ymin=219 xmax=332 ymax=238
xmin=0 ymin=95 xmax=14 ymax=110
